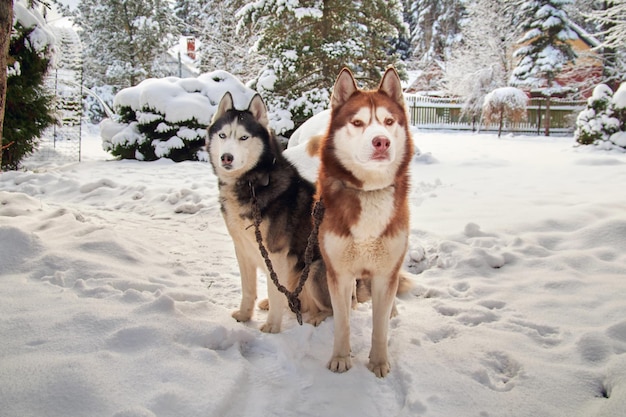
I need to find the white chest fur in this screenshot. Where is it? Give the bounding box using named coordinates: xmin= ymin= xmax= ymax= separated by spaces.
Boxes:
xmin=323 ymin=186 xmax=406 ymax=275
xmin=350 ymin=186 xmax=395 ymax=241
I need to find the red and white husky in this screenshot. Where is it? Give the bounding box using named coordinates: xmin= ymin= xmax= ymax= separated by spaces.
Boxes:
xmin=316 ymin=67 xmax=413 ymax=377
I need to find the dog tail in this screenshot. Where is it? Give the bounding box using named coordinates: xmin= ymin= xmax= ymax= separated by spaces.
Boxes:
xmin=355 ymin=269 xmax=415 ymax=303
xmin=397 ymin=269 xmax=415 ymax=295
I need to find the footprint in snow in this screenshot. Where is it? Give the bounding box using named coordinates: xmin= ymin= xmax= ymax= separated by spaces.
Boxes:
xmin=471 ymin=351 xmax=523 ymax=392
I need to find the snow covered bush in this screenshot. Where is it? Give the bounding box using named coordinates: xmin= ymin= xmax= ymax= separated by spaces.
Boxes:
xmin=601 ymin=83 xmax=626 ymax=152
xmin=574 ymin=84 xmax=619 ymax=146
xmin=101 ymin=71 xmax=256 ymax=161
xmin=574 ymin=83 xmax=626 ymax=152
xmin=482 ymin=87 xmax=528 ymax=137
xmin=2 ymin=1 xmax=56 ymax=170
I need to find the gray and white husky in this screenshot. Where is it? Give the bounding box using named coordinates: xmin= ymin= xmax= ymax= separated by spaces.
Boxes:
xmin=206 ymin=93 xmax=332 ymax=333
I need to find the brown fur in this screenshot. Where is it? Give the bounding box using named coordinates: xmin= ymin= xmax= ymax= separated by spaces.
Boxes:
xmin=316 ymin=67 xmax=414 ymax=377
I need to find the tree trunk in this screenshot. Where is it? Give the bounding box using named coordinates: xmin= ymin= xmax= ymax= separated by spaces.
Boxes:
xmin=0 ymin=0 xmax=14 ymax=171
xmin=498 ymin=106 xmax=503 ymax=138
xmin=544 ymin=96 xmax=551 ymax=136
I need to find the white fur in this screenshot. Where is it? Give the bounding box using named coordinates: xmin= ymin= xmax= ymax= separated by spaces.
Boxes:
xmin=333 ymin=106 xmax=407 ymax=191
xmin=209 ymin=121 xmax=264 ymax=183
xmin=287 ymin=110 xmax=330 ymax=148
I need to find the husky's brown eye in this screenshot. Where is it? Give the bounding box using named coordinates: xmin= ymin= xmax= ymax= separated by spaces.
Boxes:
xmin=240 ymin=135 xmax=249 ymax=141
xmin=352 ymin=120 xmax=363 ymax=127
xmin=384 ymin=117 xmax=395 ymax=126
xmin=218 ymin=133 xmax=226 ymax=139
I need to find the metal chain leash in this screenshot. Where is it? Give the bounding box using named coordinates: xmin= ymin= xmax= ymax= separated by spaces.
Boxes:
xmin=249 ymin=183 xmax=325 ymax=325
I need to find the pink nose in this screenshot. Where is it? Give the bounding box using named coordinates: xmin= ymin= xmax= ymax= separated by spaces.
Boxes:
xmin=372 ymin=136 xmax=390 ymax=151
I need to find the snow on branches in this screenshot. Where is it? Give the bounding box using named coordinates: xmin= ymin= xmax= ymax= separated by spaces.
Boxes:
xmin=101 ymin=71 xmax=256 ymax=161
xmin=510 ymin=0 xmax=577 ymax=93
xmin=482 ymin=87 xmax=528 ymax=137
xmin=575 ymin=83 xmax=626 ymax=152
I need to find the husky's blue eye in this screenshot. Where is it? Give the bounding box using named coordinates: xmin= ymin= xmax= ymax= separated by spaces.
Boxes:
xmin=240 ymin=135 xmax=249 ymax=141
xmin=218 ymin=133 xmax=226 ymax=139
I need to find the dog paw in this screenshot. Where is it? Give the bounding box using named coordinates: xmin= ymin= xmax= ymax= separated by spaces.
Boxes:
xmin=232 ymin=310 xmax=252 ymax=322
xmin=328 ymin=356 xmax=352 ymax=373
xmin=260 ymin=321 xmax=281 ymax=334
xmin=257 ymin=298 xmax=269 ymax=310
xmin=390 ymin=303 xmax=399 ymax=318
xmin=306 ymin=311 xmax=332 ymax=327
xmin=367 ymin=360 xmax=391 ymax=378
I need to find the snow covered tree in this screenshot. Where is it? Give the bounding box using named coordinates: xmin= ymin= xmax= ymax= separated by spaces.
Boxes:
xmin=239 ymin=0 xmax=407 ymax=135
xmin=74 ymin=0 xmax=179 ymax=89
xmin=444 ymin=0 xmax=521 ymax=124
xmin=510 ymin=0 xmax=578 ymax=136
xmin=574 ymin=84 xmax=619 ymax=145
xmin=482 ymin=87 xmax=528 ymax=137
xmin=2 ymin=1 xmax=56 ymax=170
xmin=585 ymin=0 xmax=626 ymax=89
xmin=407 ymin=0 xmax=465 ymax=89
xmin=174 ymin=0 xmax=262 ymax=81
xmin=586 ymin=0 xmax=626 ymax=50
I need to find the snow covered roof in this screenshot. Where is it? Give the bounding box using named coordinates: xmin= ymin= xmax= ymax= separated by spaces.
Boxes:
xmin=566 ymin=18 xmax=601 ymax=49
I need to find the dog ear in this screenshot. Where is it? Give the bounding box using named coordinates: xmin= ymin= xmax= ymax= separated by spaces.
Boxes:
xmin=378 ymin=67 xmax=404 ymax=106
xmin=331 ymin=68 xmax=358 ymax=110
xmin=248 ymin=94 xmax=270 ymax=129
xmin=213 ymin=92 xmax=234 ymax=123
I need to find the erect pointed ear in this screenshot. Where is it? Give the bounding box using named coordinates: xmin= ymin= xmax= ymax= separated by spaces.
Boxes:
xmin=331 ymin=68 xmax=358 ymax=110
xmin=213 ymin=92 xmax=234 ymax=123
xmin=248 ymin=94 xmax=269 ymax=129
xmin=378 ymin=67 xmax=404 ymax=106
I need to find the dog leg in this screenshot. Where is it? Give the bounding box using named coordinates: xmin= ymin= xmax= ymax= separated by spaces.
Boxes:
xmin=260 ymin=257 xmax=291 ymax=333
xmin=302 ymin=260 xmax=332 ymax=326
xmin=232 ymin=246 xmax=257 ymax=322
xmin=260 ymin=277 xmax=287 ymax=333
xmin=367 ymin=272 xmax=399 ymax=378
xmin=328 ymin=274 xmax=354 ymax=373
xmin=306 ymin=309 xmax=332 ymax=326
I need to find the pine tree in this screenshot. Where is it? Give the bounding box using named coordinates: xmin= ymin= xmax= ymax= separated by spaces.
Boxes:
xmin=239 ymin=0 xmax=407 ymax=134
xmin=74 ymin=0 xmax=179 ymax=89
xmin=510 ymin=0 xmax=578 ymax=135
xmin=2 ymin=18 xmax=56 ymax=170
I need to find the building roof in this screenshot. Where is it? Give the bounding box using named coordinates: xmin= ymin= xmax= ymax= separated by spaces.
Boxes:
xmin=566 ymin=18 xmax=601 ymax=49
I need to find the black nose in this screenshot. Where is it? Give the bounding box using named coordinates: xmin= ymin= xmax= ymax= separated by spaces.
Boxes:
xmin=221 ymin=153 xmax=234 ymax=165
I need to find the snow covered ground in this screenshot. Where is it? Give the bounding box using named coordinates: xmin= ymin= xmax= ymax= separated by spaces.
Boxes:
xmin=1 ymin=127 xmax=625 ymax=417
